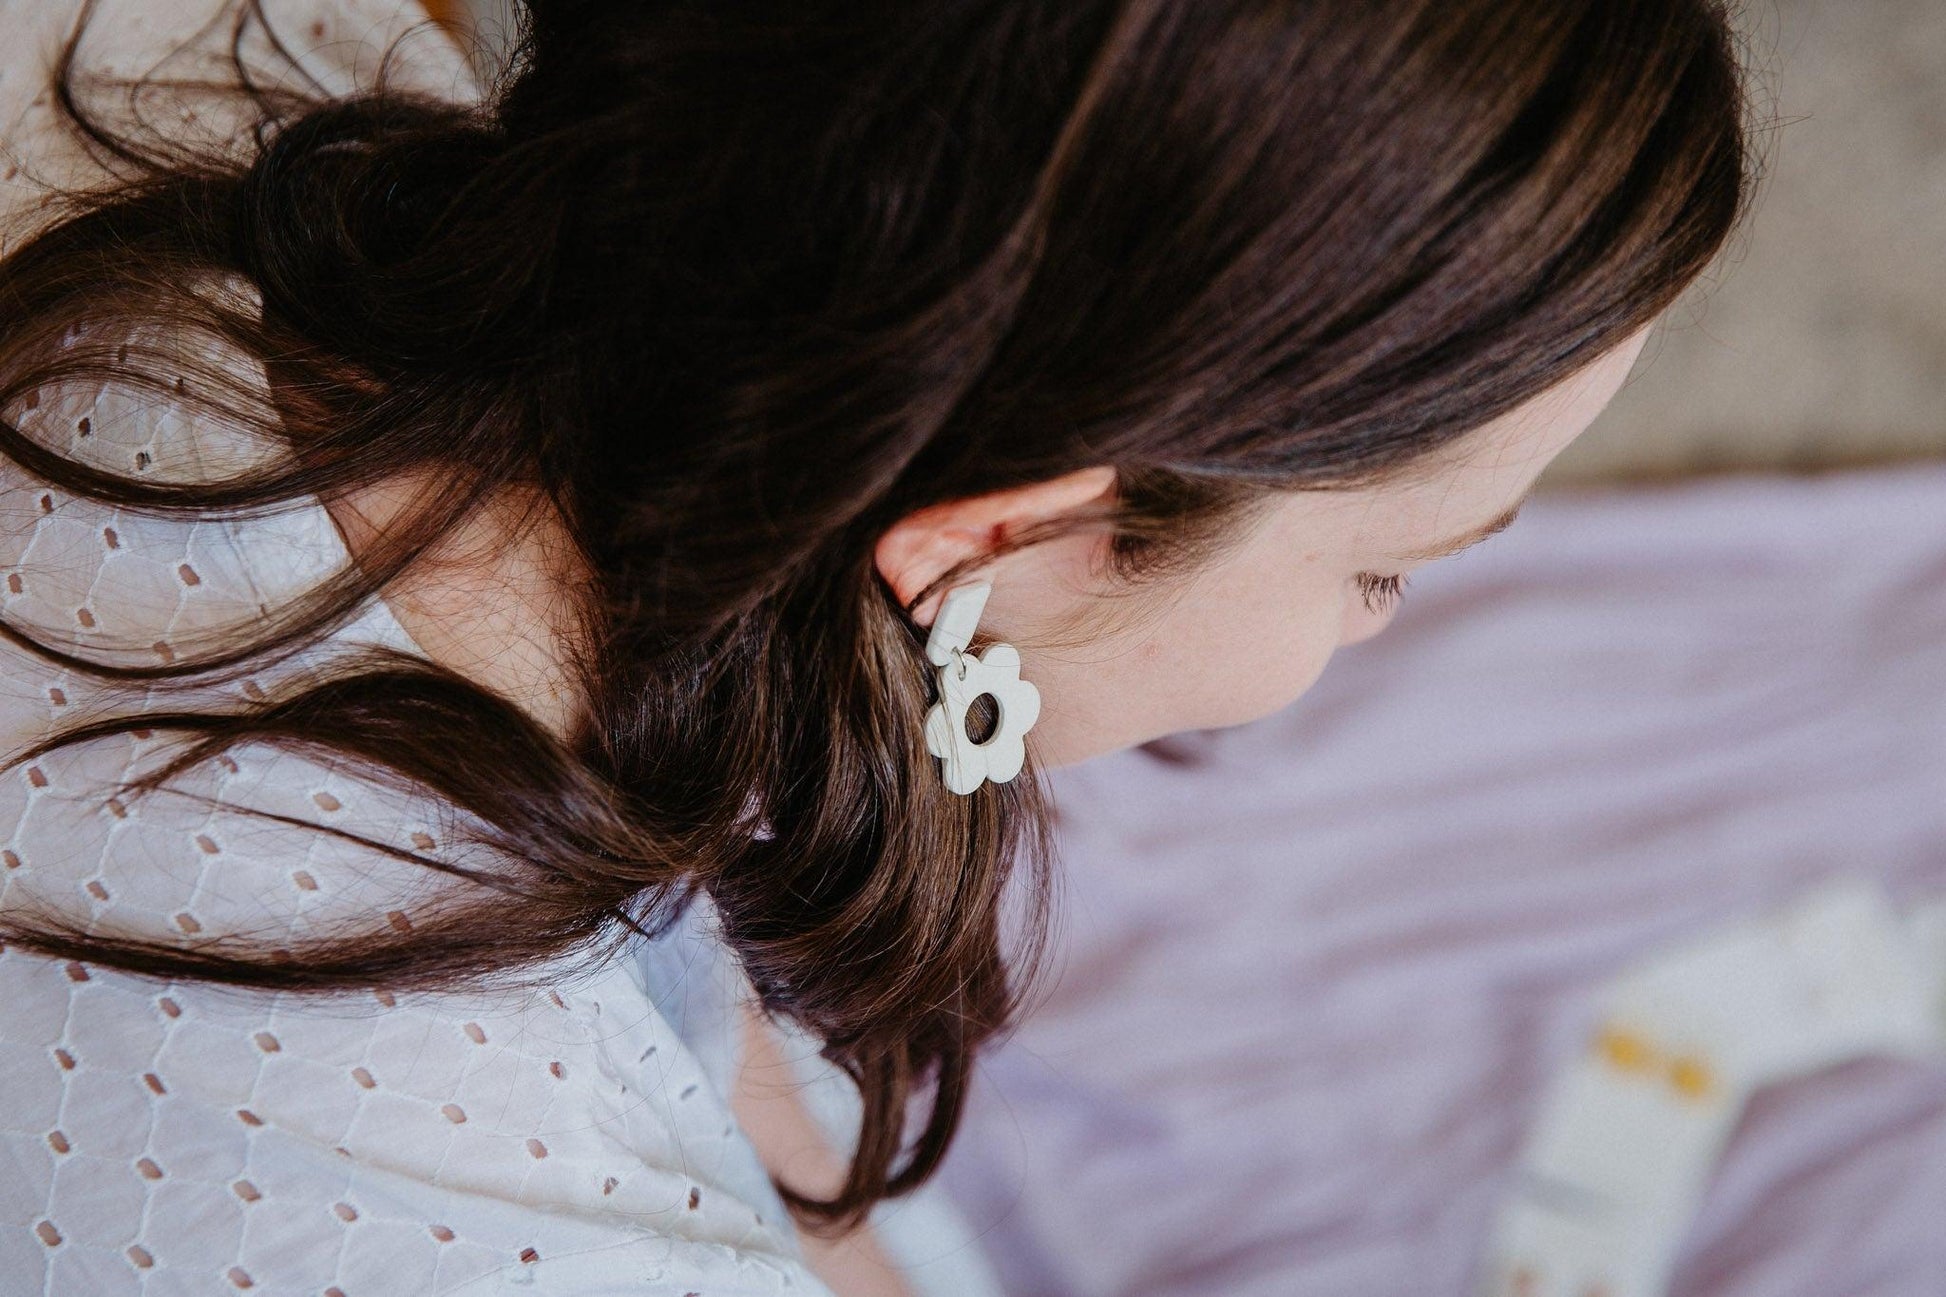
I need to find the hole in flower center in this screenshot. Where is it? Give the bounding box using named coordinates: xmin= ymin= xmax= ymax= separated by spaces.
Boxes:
xmin=962 ymin=692 xmax=1000 ymax=745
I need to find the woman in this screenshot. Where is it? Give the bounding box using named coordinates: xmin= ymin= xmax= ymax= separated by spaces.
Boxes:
xmin=0 ymin=0 xmax=1752 ymax=1292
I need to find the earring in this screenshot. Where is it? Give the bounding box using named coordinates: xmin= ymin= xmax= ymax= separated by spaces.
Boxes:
xmin=921 ymin=580 xmax=1042 ymax=795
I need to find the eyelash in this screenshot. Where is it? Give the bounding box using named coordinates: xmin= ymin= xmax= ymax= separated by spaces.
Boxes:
xmin=1355 ymin=571 xmax=1410 ymax=614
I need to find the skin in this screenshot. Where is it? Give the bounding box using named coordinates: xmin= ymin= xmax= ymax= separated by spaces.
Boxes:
xmin=875 ymin=321 xmax=1655 ymax=766
xmin=324 ymin=320 xmax=1653 ymax=1296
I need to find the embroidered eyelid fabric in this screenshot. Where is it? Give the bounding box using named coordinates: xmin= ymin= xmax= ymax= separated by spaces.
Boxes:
xmin=0 ymin=3 xmax=827 ymax=1294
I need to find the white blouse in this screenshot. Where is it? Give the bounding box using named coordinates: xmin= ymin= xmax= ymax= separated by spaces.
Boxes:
xmin=0 ymin=282 xmax=843 ymax=1297
xmin=0 ymin=3 xmax=833 ymax=1292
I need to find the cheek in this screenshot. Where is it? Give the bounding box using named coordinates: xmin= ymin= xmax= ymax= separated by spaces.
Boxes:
xmin=1019 ymin=551 xmax=1352 ymax=767
xmin=1338 ymin=595 xmax=1403 ymax=647
xmin=1132 ymin=566 xmax=1348 ymax=731
xmin=1188 ymin=623 xmax=1340 ymax=729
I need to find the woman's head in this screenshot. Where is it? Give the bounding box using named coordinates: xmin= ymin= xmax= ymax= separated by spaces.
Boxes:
xmin=876 ymin=322 xmax=1654 ymax=764
xmin=471 ymin=0 xmax=1744 ymax=769
xmin=0 ymin=0 xmax=1753 ymax=1231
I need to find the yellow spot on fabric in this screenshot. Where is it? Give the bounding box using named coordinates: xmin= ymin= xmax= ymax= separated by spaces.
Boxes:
xmin=1595 ymin=1024 xmax=1659 ymax=1074
xmin=1668 ymin=1055 xmax=1716 ymax=1100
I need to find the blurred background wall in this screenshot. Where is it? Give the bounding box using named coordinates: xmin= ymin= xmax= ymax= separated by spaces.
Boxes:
xmin=432 ymin=0 xmax=1946 ymax=482
xmin=1556 ymin=0 xmax=1946 ymax=483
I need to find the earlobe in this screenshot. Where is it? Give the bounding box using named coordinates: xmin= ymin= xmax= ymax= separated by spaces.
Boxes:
xmin=873 ymin=465 xmax=1116 ymax=627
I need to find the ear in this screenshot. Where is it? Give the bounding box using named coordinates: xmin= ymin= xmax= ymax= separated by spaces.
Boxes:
xmin=874 ymin=465 xmax=1117 ymax=627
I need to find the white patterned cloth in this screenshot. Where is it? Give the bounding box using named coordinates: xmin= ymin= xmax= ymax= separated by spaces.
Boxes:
xmin=0 ymin=3 xmax=833 ymax=1293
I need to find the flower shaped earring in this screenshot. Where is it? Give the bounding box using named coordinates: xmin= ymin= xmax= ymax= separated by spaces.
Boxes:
xmin=921 ymin=580 xmax=1041 ymax=795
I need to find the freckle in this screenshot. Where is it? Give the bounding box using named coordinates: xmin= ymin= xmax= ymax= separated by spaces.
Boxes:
xmin=194 ymin=834 xmax=219 ymax=854
xmin=548 ymin=1061 xmax=564 ymax=1080
xmin=2 ymin=850 xmax=18 ymax=869
xmin=102 ymin=526 xmax=118 ymax=548
xmin=372 ymin=989 xmax=395 ymax=1007
xmin=292 ymin=870 xmax=317 ymax=891
xmin=312 ymin=791 xmax=341 ymax=811
xmin=227 ymin=1265 xmax=253 ymax=1288
xmin=519 ymin=1247 xmax=539 ymax=1264
xmin=440 ymin=1103 xmax=466 ymax=1124
xmin=126 ymin=1244 xmax=153 ymax=1269
xmin=133 ymin=451 xmax=150 ymax=471
xmin=75 ymin=607 xmax=94 ymax=628
xmin=236 ymin=1109 xmax=263 ymax=1126
xmin=157 ymin=997 xmax=180 ymax=1018
xmin=6 ymin=573 xmax=21 ymax=593
xmin=601 ymin=1176 xmax=617 ymax=1195
xmin=38 ymin=493 xmax=51 ymax=512
xmin=84 ymin=880 xmax=108 ymax=900
xmin=26 ymin=766 xmax=45 ymax=788
xmin=462 ymin=1022 xmax=485 ymax=1044
xmin=525 ymin=1138 xmax=547 ymax=1159
xmin=105 ymin=798 xmax=126 ymax=818
xmin=387 ymin=910 xmax=413 ymax=933
xmin=172 ymin=377 xmax=186 ymax=394
xmin=174 ymin=912 xmax=201 ymax=934
xmin=332 ymin=1202 xmax=357 ymax=1222
xmin=130 ymin=728 xmax=151 ymax=740
xmin=252 ymin=1032 xmax=279 ymax=1053
xmin=350 ymin=1067 xmax=375 ymax=1089
xmin=177 ymin=563 xmax=200 ymax=586
xmin=135 ymin=1157 xmax=163 ymax=1179
xmin=76 ymin=417 xmax=89 ymax=436
xmin=46 ymin=1131 xmax=69 ymax=1154
xmin=35 ymin=1221 xmax=60 ymax=1247
xmin=142 ymin=1072 xmax=165 ymax=1095
xmin=22 ymin=390 xmax=36 ymax=409
xmin=53 ymin=1048 xmax=74 ymax=1069
xmin=687 ymin=1186 xmax=700 ymax=1210
xmin=232 ymin=1180 xmax=260 ymax=1202
xmin=241 ymin=680 xmax=265 ymax=700
xmin=429 ymin=1225 xmax=454 ymax=1242
xmin=63 ymin=962 xmax=87 ymax=982
xmin=410 ymin=831 xmax=435 ymax=850
xmin=47 ymin=687 xmax=65 ymax=706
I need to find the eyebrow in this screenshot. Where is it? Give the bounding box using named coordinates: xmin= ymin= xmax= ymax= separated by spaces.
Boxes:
xmin=1390 ymin=495 xmax=1530 ymax=562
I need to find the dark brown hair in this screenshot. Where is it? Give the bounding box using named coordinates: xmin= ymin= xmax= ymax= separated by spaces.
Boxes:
xmin=0 ymin=0 xmax=1753 ymax=1231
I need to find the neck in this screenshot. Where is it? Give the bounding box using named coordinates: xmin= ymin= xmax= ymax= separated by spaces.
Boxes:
xmin=322 ymin=471 xmax=588 ymax=742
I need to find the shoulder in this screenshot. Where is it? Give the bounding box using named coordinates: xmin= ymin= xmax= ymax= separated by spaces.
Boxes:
xmin=0 ymin=351 xmax=824 ymax=1295
xmin=0 ymin=926 xmax=827 ymax=1294
xmin=0 ymin=11 xmax=832 ymax=1291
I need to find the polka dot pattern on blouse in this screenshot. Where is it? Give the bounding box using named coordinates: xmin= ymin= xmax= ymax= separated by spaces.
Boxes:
xmin=0 ymin=6 xmax=827 ymax=1291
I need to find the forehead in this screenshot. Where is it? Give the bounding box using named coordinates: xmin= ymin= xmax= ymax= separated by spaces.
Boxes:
xmin=1264 ymin=326 xmax=1653 ymax=554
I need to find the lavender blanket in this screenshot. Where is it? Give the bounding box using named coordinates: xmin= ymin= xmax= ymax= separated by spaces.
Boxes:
xmin=934 ymin=464 xmax=1946 ymax=1296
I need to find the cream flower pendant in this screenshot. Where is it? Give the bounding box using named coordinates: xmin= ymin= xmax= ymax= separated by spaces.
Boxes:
xmin=921 ymin=581 xmax=1042 ymax=795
